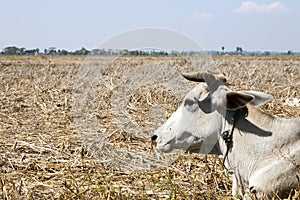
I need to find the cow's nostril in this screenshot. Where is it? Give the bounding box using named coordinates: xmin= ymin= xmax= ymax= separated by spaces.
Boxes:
xmin=151 ymin=135 xmax=158 ymax=142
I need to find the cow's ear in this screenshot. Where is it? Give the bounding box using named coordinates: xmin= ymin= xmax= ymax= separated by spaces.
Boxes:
xmin=239 ymin=91 xmax=273 ymax=107
xmin=224 ymin=92 xmax=254 ymax=110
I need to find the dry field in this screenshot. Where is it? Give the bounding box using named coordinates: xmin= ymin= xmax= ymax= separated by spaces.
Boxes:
xmin=0 ymin=55 xmax=299 ymax=199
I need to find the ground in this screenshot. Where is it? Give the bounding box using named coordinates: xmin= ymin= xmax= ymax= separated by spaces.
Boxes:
xmin=0 ymin=55 xmax=299 ymax=199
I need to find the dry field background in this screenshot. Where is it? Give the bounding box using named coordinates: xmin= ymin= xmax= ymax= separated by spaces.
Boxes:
xmin=0 ymin=55 xmax=299 ymax=199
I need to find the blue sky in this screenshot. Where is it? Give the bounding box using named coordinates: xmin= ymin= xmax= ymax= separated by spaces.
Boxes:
xmin=1 ymin=0 xmax=299 ymax=52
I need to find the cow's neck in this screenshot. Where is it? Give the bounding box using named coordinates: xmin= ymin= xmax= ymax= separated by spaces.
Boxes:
xmin=218 ymin=105 xmax=277 ymax=166
xmin=217 ymin=106 xmax=274 ymax=190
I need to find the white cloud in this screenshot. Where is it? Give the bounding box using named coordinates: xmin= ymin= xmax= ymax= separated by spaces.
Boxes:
xmin=233 ymin=1 xmax=289 ymax=14
xmin=192 ymin=12 xmax=213 ymax=20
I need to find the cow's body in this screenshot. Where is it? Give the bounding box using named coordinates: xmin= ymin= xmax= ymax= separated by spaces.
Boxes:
xmin=152 ymin=72 xmax=300 ymax=198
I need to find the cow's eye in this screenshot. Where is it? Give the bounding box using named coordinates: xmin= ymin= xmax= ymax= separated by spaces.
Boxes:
xmin=184 ymin=98 xmax=195 ymax=107
xmin=184 ymin=98 xmax=198 ymax=112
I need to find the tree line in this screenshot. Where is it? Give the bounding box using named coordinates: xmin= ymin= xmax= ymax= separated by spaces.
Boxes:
xmin=0 ymin=46 xmax=170 ymax=56
xmin=0 ymin=46 xmax=297 ymax=56
xmin=1 ymin=46 xmax=91 ymax=56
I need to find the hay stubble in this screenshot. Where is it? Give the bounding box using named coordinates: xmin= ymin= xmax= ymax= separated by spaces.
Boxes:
xmin=0 ymin=55 xmax=299 ymax=199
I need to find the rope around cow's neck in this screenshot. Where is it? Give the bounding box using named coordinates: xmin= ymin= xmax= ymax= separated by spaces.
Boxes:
xmin=221 ymin=121 xmax=235 ymax=169
xmin=221 ymin=108 xmax=248 ymax=170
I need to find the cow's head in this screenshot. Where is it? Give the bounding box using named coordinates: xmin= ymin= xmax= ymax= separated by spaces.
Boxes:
xmin=151 ymin=71 xmax=272 ymax=154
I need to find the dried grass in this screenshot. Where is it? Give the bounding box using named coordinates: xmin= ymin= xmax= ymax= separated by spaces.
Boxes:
xmin=0 ymin=55 xmax=299 ymax=199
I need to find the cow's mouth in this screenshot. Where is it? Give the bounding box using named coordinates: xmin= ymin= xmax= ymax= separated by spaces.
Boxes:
xmin=186 ymin=140 xmax=204 ymax=153
xmin=156 ymin=138 xmax=175 ymax=153
xmin=165 ymin=139 xmax=173 ymax=145
xmin=162 ymin=138 xmax=175 ymax=148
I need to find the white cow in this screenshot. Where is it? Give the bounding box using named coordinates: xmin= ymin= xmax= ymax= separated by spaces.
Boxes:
xmin=152 ymin=71 xmax=300 ymax=198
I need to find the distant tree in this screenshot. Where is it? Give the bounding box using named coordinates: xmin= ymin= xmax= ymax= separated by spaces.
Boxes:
xmin=160 ymin=51 xmax=168 ymax=55
xmin=236 ymin=47 xmax=243 ymax=54
xmin=48 ymin=47 xmax=57 ymax=55
xmin=60 ymin=49 xmax=69 ymax=55
xmin=263 ymin=51 xmax=270 ymax=56
xmin=91 ymin=49 xmax=101 ymax=55
xmin=20 ymin=48 xmax=26 ymax=55
xmin=73 ymin=47 xmax=90 ymax=55
xmin=122 ymin=49 xmax=129 ymax=55
xmin=170 ymin=50 xmax=179 ymax=56
xmin=25 ymin=48 xmax=39 ymax=55
xmin=287 ymin=50 xmax=293 ymax=55
xmin=129 ymin=50 xmax=138 ymax=56
xmin=3 ymin=46 xmax=24 ymax=55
